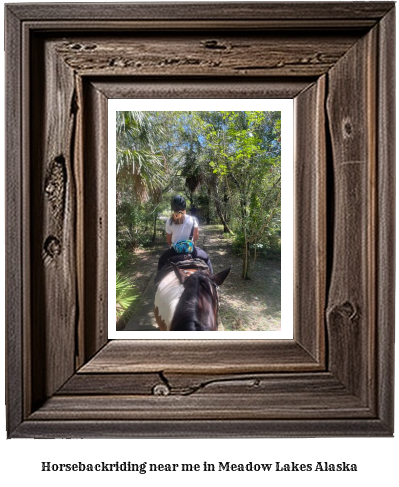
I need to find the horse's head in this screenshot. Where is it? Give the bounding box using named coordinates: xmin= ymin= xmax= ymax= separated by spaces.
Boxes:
xmin=170 ymin=265 xmax=231 ymax=331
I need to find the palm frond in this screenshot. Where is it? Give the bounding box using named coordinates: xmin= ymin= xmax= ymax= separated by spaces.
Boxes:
xmin=116 ymin=272 xmax=138 ymax=319
xmin=116 ymin=111 xmax=168 ymax=202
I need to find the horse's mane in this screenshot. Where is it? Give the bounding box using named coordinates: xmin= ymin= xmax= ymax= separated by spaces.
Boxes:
xmin=171 ymin=321 xmax=209 ymax=331
xmin=155 ymin=260 xmax=230 ymax=331
xmin=170 ymin=272 xmax=217 ymax=331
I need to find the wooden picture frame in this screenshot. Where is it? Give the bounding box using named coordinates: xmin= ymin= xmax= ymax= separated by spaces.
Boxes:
xmin=5 ymin=2 xmax=395 ymax=438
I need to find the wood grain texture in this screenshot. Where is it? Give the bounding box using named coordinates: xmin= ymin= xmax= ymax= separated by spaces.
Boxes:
xmin=5 ymin=2 xmax=395 ymax=438
xmin=79 ymin=340 xmax=321 ymax=374
xmin=20 ymin=19 xmax=383 ymax=32
xmin=294 ymin=77 xmax=326 ymax=364
xmin=59 ymin=371 xmax=358 ymax=397
xmin=13 ymin=418 xmax=391 ymax=439
xmin=82 ymin=76 xmax=325 ymax=376
xmin=376 ymin=7 xmax=395 ymax=432
xmin=82 ymin=81 xmax=109 ymax=362
xmin=7 ymin=2 xmax=394 ymax=22
xmin=29 ymin=393 xmax=371 ymax=421
xmin=5 ymin=5 xmax=24 ymax=437
xmin=53 ymin=33 xmax=360 ymax=78
xmin=30 ymin=37 xmax=78 ymax=406
xmin=37 ymin=371 xmax=375 ymax=422
xmin=91 ymin=78 xmax=312 ymax=100
xmin=58 ymin=372 xmax=162 ymax=395
xmin=326 ymin=27 xmax=376 ymax=405
xmin=74 ymin=74 xmax=85 ymax=370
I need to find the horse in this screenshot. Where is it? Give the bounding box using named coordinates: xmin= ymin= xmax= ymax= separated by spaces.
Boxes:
xmin=154 ymin=258 xmax=231 ymax=331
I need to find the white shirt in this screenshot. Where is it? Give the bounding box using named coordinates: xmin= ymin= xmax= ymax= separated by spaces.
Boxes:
xmin=165 ymin=215 xmax=199 ymax=244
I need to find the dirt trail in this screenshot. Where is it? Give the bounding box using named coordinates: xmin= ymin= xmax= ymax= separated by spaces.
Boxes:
xmin=120 ymin=224 xmax=281 ymax=332
xmin=198 ymin=225 xmax=281 ymax=331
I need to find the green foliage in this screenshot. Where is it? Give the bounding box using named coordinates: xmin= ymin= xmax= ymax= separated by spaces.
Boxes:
xmin=116 ymin=247 xmax=132 ymax=272
xmin=115 ymin=110 xmax=282 ymax=279
xmin=261 ymin=232 xmax=281 ymax=260
xmin=116 ymin=272 xmax=138 ymax=320
xmin=197 ymin=111 xmax=281 ymax=277
xmin=231 ymin=231 xmax=246 ymax=255
xmin=117 ymin=200 xmax=157 ymax=249
xmin=116 ymin=111 xmax=167 ymax=202
xmin=232 ymin=230 xmax=281 ymax=260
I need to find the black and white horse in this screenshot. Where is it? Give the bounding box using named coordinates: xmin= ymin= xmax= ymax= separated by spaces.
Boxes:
xmin=154 ymin=261 xmax=230 ymax=331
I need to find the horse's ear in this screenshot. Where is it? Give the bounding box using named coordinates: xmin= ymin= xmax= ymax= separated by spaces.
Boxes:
xmin=172 ymin=263 xmax=188 ymax=284
xmin=212 ymin=266 xmax=231 ymax=287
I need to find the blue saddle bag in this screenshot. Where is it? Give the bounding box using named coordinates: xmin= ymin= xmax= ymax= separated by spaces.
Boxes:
xmin=171 ymin=222 xmax=195 ymax=254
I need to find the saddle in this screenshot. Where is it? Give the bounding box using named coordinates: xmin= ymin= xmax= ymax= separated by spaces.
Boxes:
xmin=155 ymin=257 xmax=209 ymax=289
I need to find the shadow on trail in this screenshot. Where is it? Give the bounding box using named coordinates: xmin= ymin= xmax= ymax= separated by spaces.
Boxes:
xmin=124 ymin=273 xmax=159 ymax=331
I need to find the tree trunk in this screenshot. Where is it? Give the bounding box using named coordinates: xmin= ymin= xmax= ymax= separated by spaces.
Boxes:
xmin=242 ymin=234 xmax=250 ymax=280
xmin=206 ymin=189 xmax=211 ymax=224
xmin=215 ymin=200 xmax=233 ymax=233
xmin=152 ymin=211 xmax=158 ymax=243
xmin=214 ymin=184 xmax=233 ymax=234
xmin=223 ymin=184 xmax=229 ymax=224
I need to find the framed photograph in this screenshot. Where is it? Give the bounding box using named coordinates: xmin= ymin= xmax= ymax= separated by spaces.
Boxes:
xmin=108 ymin=98 xmax=293 ymax=339
xmin=5 ymin=2 xmax=395 ymax=437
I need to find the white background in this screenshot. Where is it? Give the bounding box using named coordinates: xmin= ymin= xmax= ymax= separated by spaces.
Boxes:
xmin=1 ymin=1 xmax=398 ymax=486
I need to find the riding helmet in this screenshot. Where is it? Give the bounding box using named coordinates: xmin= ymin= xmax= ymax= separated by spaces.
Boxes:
xmin=171 ymin=195 xmax=186 ymax=211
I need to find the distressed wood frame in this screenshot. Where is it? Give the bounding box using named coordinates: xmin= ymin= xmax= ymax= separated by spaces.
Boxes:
xmin=5 ymin=2 xmax=395 ymax=438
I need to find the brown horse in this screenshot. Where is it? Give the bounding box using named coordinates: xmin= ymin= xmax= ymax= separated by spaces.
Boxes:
xmin=154 ymin=261 xmax=231 ymax=331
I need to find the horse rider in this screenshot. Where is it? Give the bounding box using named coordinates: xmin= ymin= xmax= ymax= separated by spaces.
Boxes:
xmin=157 ymin=195 xmax=213 ymax=273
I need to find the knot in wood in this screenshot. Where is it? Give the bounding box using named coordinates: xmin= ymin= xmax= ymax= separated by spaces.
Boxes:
xmin=342 ymin=119 xmax=353 ymax=137
xmin=339 ymin=301 xmax=358 ymax=321
xmin=45 ymin=156 xmax=66 ymax=210
xmin=152 ymin=383 xmax=170 ymax=396
xmin=45 ymin=181 xmax=56 ymax=196
xmin=83 ymin=44 xmax=97 ymax=51
xmin=327 ymin=301 xmax=359 ymax=323
xmin=202 ymin=40 xmax=227 ymax=50
xmin=43 ymin=236 xmax=61 ymax=262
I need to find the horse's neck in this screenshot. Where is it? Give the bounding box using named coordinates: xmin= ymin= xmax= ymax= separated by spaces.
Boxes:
xmin=155 ymin=270 xmax=218 ymax=331
xmin=172 ymin=281 xmax=200 ymax=325
xmin=170 ymin=279 xmax=214 ymax=331
xmin=170 ymin=320 xmax=208 ymax=331
xmin=154 ymin=272 xmax=184 ymax=331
